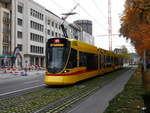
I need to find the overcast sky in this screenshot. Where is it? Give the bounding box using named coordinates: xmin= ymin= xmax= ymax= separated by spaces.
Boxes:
xmin=35 ymin=0 xmax=135 ymax=53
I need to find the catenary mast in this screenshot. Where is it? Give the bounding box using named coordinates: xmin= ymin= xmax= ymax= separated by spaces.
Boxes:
xmin=108 ymin=0 xmax=112 ymax=51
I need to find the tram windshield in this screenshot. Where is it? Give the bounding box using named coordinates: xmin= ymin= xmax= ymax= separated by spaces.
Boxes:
xmin=46 ymin=38 xmax=70 ymax=73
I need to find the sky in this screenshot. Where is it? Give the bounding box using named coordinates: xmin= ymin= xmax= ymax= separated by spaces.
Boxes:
xmin=35 ymin=0 xmax=135 ymax=53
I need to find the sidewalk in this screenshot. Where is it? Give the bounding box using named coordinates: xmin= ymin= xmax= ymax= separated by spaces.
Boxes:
xmin=67 ymin=68 xmax=135 ymax=113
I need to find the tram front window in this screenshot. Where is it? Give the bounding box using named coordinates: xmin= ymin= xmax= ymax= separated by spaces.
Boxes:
xmin=46 ymin=47 xmax=68 ymax=73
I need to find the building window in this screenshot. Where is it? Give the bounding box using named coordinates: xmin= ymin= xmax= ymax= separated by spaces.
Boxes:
xmin=41 ymin=14 xmax=44 ymax=20
xmin=3 ymin=12 xmax=9 ymax=21
xmin=59 ymin=34 xmax=61 ymax=37
xmin=3 ymin=45 xmax=9 ymax=55
xmin=30 ymin=21 xmax=44 ymax=32
xmin=55 ymin=23 xmax=58 ymax=28
xmin=3 ymin=22 xmax=9 ymax=33
xmin=48 ymin=20 xmax=50 ymax=25
xmin=17 ymin=18 xmax=23 ymax=26
xmin=30 ymin=8 xmax=44 ymax=20
xmin=30 ymin=33 xmax=44 ymax=43
xmin=47 ymin=29 xmax=50 ymax=35
xmin=59 ymin=25 xmax=61 ymax=30
xmin=17 ymin=31 xmax=23 ymax=38
xmin=18 ymin=5 xmax=23 ymax=13
xmin=30 ymin=45 xmax=44 ymax=54
xmin=17 ymin=44 xmax=23 ymax=51
xmin=3 ymin=35 xmax=9 ymax=43
xmin=52 ymin=21 xmax=54 ymax=27
xmin=55 ymin=32 xmax=57 ymax=37
xmin=52 ymin=31 xmax=54 ymax=36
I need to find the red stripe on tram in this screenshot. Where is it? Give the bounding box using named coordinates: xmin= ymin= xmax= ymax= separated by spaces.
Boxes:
xmin=46 ymin=70 xmax=97 ymax=76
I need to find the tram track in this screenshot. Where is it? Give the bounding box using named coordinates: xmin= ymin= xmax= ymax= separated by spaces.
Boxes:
xmin=34 ymin=85 xmax=99 ymax=113
xmin=0 ymin=88 xmax=59 ymax=111
xmin=0 ymin=68 xmax=132 ymax=113
xmin=33 ymin=68 xmax=134 ymax=113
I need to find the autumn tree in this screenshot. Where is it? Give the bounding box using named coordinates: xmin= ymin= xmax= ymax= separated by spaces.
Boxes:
xmin=120 ymin=0 xmax=150 ymax=59
xmin=120 ymin=0 xmax=150 ymax=91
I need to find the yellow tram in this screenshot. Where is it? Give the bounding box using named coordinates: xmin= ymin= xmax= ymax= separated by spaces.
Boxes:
xmin=45 ymin=38 xmax=124 ymax=85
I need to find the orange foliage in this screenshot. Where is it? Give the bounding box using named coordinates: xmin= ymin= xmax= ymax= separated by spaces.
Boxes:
xmin=120 ymin=0 xmax=150 ymax=58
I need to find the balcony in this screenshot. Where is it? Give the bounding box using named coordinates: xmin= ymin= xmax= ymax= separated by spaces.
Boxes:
xmin=3 ymin=38 xmax=10 ymax=43
xmin=3 ymin=17 xmax=11 ymax=24
xmin=3 ymin=29 xmax=10 ymax=33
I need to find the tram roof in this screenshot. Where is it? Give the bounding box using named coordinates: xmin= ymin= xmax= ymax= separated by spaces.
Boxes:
xmin=69 ymin=39 xmax=98 ymax=54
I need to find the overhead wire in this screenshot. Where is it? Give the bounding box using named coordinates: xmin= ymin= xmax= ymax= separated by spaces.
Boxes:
xmin=72 ymin=0 xmax=108 ymax=31
xmin=46 ymin=0 xmax=108 ymax=32
xmin=47 ymin=0 xmax=67 ymax=12
xmin=91 ymin=0 xmax=108 ymax=22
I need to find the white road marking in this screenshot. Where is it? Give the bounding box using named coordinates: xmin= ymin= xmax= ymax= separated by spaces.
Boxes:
xmin=0 ymin=84 xmax=45 ymax=96
xmin=23 ymin=80 xmax=41 ymax=84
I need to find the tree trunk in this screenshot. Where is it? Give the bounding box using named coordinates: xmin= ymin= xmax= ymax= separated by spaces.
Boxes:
xmin=142 ymin=69 xmax=150 ymax=90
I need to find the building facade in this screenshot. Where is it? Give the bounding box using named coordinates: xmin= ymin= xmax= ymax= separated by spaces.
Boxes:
xmin=10 ymin=0 xmax=46 ymax=67
xmin=0 ymin=0 xmax=95 ymax=67
xmin=11 ymin=0 xmax=72 ymax=67
xmin=69 ymin=23 xmax=82 ymax=40
xmin=0 ymin=1 xmax=11 ymax=66
xmin=70 ymin=20 xmax=94 ymax=45
xmin=81 ymin=31 xmax=94 ymax=45
xmin=44 ymin=9 xmax=71 ymax=40
xmin=74 ymin=20 xmax=93 ymax=35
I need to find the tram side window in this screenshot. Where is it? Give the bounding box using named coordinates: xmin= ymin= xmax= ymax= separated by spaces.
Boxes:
xmin=66 ymin=49 xmax=77 ymax=68
xmin=106 ymin=56 xmax=112 ymax=67
xmin=121 ymin=58 xmax=123 ymax=65
xmin=104 ymin=55 xmax=106 ymax=68
xmin=101 ymin=54 xmax=105 ymax=68
xmin=119 ymin=58 xmax=123 ymax=65
xmin=114 ymin=57 xmax=119 ymax=65
xmin=118 ymin=58 xmax=121 ymax=65
xmin=99 ymin=54 xmax=101 ymax=68
xmin=110 ymin=56 xmax=112 ymax=67
xmin=114 ymin=57 xmax=117 ymax=65
xmin=79 ymin=52 xmax=87 ymax=67
xmin=111 ymin=56 xmax=114 ymax=65
xmin=110 ymin=56 xmax=112 ymax=66
xmin=86 ymin=53 xmax=98 ymax=70
xmin=106 ymin=56 xmax=109 ymax=67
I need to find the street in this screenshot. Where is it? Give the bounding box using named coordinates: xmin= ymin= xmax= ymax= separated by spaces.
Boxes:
xmin=0 ymin=71 xmax=46 ymax=98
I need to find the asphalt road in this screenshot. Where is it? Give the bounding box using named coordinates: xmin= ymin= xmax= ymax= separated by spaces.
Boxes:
xmin=0 ymin=66 xmax=136 ymax=111
xmin=0 ymin=72 xmax=46 ymax=98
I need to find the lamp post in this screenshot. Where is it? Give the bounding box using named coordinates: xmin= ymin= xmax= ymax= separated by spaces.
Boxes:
xmin=143 ymin=49 xmax=147 ymax=72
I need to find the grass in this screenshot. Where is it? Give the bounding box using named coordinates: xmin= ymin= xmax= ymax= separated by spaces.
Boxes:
xmin=104 ymin=67 xmax=145 ymax=113
xmin=0 ymin=68 xmax=129 ymax=113
xmin=142 ymin=68 xmax=150 ymax=113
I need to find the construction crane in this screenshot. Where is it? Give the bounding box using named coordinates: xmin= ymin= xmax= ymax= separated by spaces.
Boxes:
xmin=108 ymin=0 xmax=112 ymax=51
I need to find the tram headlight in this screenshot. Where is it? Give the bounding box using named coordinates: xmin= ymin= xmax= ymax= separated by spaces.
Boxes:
xmin=63 ymin=70 xmax=70 ymax=73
